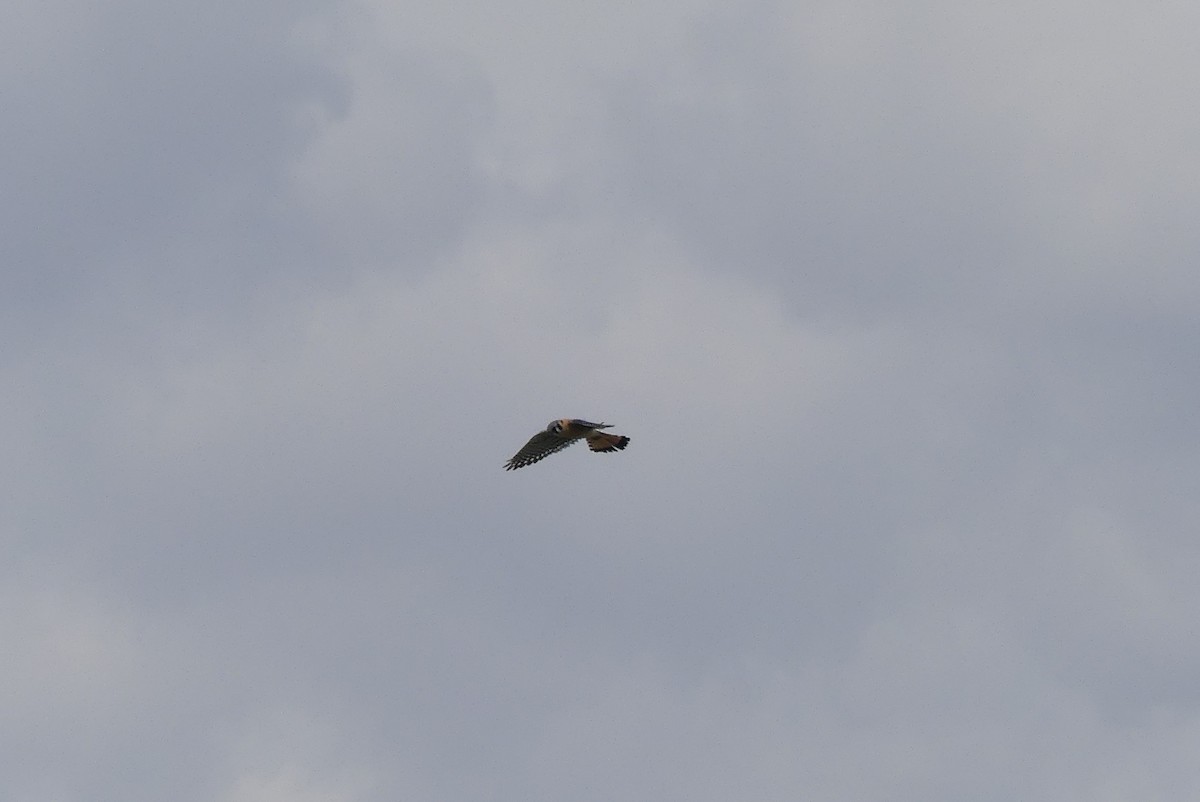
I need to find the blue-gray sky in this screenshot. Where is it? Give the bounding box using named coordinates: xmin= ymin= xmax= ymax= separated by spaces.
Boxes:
xmin=5 ymin=1 xmax=1200 ymax=800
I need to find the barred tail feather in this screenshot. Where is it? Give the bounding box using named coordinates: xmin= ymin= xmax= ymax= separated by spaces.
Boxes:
xmin=586 ymin=432 xmax=630 ymax=453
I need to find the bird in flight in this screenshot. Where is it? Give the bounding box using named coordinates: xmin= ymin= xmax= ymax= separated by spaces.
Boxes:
xmin=504 ymin=418 xmax=630 ymax=470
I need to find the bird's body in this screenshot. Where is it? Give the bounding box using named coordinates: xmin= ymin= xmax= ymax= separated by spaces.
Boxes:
xmin=504 ymin=418 xmax=630 ymax=470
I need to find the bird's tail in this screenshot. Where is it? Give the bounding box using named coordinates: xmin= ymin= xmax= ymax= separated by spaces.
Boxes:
xmin=586 ymin=432 xmax=630 ymax=453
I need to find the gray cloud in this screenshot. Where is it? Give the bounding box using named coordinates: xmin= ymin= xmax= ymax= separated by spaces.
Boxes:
xmin=3 ymin=2 xmax=341 ymax=315
xmin=4 ymin=1 xmax=1200 ymax=800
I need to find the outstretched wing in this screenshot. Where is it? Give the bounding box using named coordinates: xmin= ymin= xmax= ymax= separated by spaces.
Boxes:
xmin=586 ymin=432 xmax=630 ymax=453
xmin=504 ymin=430 xmax=576 ymax=470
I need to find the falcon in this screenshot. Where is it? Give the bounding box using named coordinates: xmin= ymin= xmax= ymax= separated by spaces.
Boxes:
xmin=504 ymin=419 xmax=630 ymax=470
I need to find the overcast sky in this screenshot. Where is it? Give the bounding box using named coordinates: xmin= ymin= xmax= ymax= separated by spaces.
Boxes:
xmin=5 ymin=1 xmax=1200 ymax=800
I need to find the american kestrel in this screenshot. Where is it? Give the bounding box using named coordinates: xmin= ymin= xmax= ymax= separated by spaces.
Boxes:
xmin=504 ymin=418 xmax=630 ymax=470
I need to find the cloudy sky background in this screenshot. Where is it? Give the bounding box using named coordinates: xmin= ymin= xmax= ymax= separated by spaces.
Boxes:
xmin=5 ymin=0 xmax=1200 ymax=799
